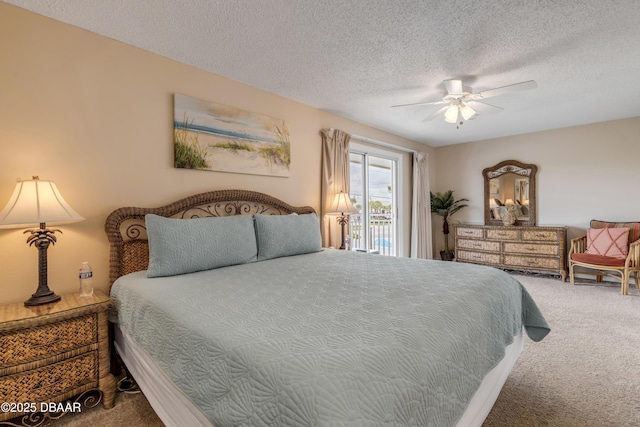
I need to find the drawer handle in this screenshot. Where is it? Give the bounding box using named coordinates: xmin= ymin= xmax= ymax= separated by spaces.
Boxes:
xmin=460 ymin=230 xmax=474 ymax=235
xmin=535 ymin=233 xmax=548 ymax=238
xmin=525 ymin=247 xmax=536 ymax=251
xmin=472 ymin=243 xmax=483 ymax=248
xmin=31 ymin=338 xmax=62 ymax=350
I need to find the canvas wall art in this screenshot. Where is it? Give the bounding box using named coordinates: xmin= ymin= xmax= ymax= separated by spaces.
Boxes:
xmin=174 ymin=94 xmax=290 ymax=177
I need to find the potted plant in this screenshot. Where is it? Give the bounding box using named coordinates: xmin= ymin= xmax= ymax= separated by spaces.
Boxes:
xmin=430 ymin=190 xmax=469 ymax=261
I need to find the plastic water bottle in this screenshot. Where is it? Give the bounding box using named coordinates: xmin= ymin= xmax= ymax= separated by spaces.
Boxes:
xmin=79 ymin=262 xmax=93 ymax=297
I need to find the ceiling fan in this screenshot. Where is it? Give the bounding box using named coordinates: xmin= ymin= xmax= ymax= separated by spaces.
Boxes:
xmin=392 ymin=79 xmax=537 ymax=125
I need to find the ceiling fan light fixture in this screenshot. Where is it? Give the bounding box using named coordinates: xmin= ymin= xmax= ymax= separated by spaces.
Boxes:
xmin=444 ymin=104 xmax=459 ymax=123
xmin=392 ymin=78 xmax=536 ymax=127
xmin=460 ymin=104 xmax=476 ymax=120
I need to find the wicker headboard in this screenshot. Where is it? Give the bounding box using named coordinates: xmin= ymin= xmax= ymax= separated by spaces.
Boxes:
xmin=104 ymin=189 xmax=316 ymax=287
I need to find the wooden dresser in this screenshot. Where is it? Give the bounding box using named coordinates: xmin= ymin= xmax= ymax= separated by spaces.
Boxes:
xmin=0 ymin=291 xmax=115 ymax=422
xmin=453 ymin=224 xmax=568 ymax=280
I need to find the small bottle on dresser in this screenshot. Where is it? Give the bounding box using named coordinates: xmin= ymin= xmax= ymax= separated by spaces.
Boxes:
xmin=79 ymin=262 xmax=93 ymax=297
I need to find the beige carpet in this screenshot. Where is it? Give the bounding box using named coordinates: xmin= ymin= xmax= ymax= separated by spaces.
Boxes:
xmin=45 ymin=275 xmax=640 ymax=427
xmin=483 ymin=275 xmax=640 ymax=427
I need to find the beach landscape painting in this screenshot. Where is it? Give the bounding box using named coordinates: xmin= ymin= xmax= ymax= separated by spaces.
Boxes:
xmin=174 ymin=94 xmax=290 ymax=177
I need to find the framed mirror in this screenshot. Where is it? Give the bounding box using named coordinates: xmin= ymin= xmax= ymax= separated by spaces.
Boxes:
xmin=483 ymin=160 xmax=537 ymax=226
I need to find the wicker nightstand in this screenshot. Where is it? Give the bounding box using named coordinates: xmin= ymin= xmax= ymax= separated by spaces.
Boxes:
xmin=0 ymin=291 xmax=116 ymax=423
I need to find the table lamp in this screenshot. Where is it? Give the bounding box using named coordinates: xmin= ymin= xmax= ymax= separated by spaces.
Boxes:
xmin=328 ymin=191 xmax=358 ymax=250
xmin=0 ymin=177 xmax=84 ymax=306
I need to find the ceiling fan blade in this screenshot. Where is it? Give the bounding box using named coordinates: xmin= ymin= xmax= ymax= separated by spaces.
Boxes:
xmin=478 ymin=80 xmax=537 ymax=99
xmin=421 ymin=105 xmax=450 ymax=122
xmin=466 ymin=100 xmax=504 ymax=114
xmin=444 ymin=79 xmax=463 ymax=95
xmin=391 ymin=100 xmax=447 ymax=108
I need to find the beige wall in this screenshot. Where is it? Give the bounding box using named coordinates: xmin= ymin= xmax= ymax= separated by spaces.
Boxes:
xmin=0 ymin=4 xmax=432 ymax=304
xmin=432 ymin=117 xmax=640 ymax=252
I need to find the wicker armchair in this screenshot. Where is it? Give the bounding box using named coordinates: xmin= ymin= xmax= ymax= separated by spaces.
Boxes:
xmin=569 ymin=220 xmax=640 ymax=295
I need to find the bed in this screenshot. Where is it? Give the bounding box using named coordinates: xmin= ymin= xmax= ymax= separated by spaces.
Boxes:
xmin=105 ymin=189 xmax=549 ymax=427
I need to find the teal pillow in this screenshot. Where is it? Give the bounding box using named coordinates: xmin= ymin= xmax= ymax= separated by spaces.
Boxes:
xmin=146 ymin=214 xmax=257 ymax=277
xmin=254 ymin=213 xmax=322 ymax=261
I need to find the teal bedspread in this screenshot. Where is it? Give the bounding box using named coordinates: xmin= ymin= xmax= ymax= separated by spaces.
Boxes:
xmin=111 ymin=249 xmax=549 ymax=426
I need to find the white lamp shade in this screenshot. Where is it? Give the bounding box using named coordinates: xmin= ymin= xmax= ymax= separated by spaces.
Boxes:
xmin=460 ymin=104 xmax=476 ymax=120
xmin=328 ymin=192 xmax=358 ymax=215
xmin=0 ymin=178 xmax=84 ymax=229
xmin=504 ymin=198 xmax=515 ymax=206
xmin=444 ymin=104 xmax=459 ymax=123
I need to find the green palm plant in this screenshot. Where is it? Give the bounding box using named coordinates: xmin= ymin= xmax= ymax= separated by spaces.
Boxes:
xmin=430 ymin=190 xmax=469 ymax=260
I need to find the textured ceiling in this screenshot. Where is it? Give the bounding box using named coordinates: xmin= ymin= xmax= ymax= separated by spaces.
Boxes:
xmin=5 ymin=0 xmax=640 ymax=147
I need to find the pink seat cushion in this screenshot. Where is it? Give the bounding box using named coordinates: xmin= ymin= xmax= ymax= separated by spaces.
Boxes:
xmin=571 ymin=253 xmax=626 ymax=267
xmin=585 ymin=227 xmax=629 ymax=259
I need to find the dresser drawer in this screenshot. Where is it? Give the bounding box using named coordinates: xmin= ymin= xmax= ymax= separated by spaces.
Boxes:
xmin=504 ymin=242 xmax=559 ymax=256
xmin=504 ymin=255 xmax=560 ymax=269
xmin=0 ymin=351 xmax=97 ymax=402
xmin=522 ymin=230 xmax=561 ymax=242
xmin=456 ymin=227 xmax=483 ymax=238
xmin=457 ymin=239 xmax=500 ymax=252
xmin=486 ymin=229 xmax=519 ymax=240
xmin=0 ymin=315 xmax=96 ymax=367
xmin=457 ymin=250 xmax=501 ymax=264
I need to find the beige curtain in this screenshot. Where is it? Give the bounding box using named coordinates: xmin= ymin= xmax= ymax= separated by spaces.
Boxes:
xmin=411 ymin=152 xmax=433 ymax=259
xmin=320 ymin=128 xmax=351 ymax=248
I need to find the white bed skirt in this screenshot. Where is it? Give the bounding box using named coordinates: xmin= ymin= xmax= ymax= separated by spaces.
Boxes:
xmin=114 ymin=324 xmax=523 ymax=427
xmin=114 ymin=325 xmax=212 ymax=427
xmin=455 ymin=331 xmax=523 ymax=427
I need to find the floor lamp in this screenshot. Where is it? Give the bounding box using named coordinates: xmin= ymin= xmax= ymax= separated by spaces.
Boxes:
xmin=0 ymin=177 xmax=84 ymax=306
xmin=328 ymin=191 xmax=358 ymax=250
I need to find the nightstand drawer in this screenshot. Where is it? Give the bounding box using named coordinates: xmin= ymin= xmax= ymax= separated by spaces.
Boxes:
xmin=0 ymin=351 xmax=97 ymax=402
xmin=0 ymin=315 xmax=96 ymax=367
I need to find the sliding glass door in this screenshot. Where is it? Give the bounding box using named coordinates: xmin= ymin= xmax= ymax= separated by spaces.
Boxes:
xmin=349 ymin=144 xmax=400 ymax=256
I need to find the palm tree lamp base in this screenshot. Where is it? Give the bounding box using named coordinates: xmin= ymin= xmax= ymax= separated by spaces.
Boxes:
xmin=336 ymin=215 xmax=348 ymax=250
xmin=24 ymin=291 xmax=61 ymax=306
xmin=23 ymin=225 xmax=62 ymax=306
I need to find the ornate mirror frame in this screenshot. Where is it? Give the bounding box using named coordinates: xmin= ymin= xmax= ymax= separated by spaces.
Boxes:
xmin=483 ymin=160 xmax=538 ymax=226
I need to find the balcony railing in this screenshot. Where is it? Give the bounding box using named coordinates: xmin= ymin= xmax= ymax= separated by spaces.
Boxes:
xmin=349 ymin=213 xmax=395 ymax=256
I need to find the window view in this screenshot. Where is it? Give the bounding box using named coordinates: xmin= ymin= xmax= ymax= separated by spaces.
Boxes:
xmin=349 ymin=149 xmax=398 ymax=256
